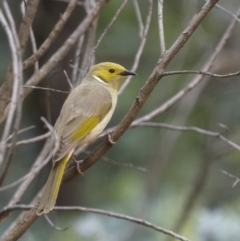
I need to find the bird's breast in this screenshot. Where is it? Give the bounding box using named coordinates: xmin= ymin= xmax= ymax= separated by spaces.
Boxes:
xmin=81 ymin=93 xmax=117 ymax=144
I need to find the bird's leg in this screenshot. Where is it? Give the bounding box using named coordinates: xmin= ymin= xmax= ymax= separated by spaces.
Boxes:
xmin=72 ymin=155 xmax=84 ymax=175
xmin=107 ymin=132 xmax=116 ymax=145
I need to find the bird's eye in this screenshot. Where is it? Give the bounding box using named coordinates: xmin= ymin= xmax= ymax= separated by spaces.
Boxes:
xmin=109 ymin=69 xmax=115 ymax=73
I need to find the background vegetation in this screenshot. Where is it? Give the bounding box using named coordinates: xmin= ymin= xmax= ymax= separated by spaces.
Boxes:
xmin=1 ymin=0 xmax=240 ymax=241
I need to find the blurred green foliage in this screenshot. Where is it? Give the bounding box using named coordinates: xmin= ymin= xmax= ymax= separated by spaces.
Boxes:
xmin=1 ymin=0 xmax=240 ymax=241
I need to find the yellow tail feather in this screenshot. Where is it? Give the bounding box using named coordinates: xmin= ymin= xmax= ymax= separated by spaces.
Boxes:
xmin=36 ymin=150 xmax=73 ymax=216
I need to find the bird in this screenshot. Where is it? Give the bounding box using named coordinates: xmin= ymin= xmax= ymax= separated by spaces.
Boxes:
xmin=36 ymin=62 xmax=136 ymax=215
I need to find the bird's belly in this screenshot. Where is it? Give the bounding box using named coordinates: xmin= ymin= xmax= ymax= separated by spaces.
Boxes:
xmin=81 ymin=98 xmax=117 ymax=144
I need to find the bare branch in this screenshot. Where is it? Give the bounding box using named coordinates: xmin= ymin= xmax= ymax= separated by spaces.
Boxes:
xmin=6 ymin=126 xmax=35 ymax=142
xmin=20 ymin=1 xmax=39 ymax=72
xmin=71 ymin=35 xmax=84 ymax=84
xmin=83 ymin=150 xmax=147 ymax=172
xmin=133 ymin=0 xmax=144 ymax=38
xmin=137 ymin=122 xmax=240 ymax=152
xmin=83 ymin=0 xmax=129 ymax=77
xmin=63 ymin=70 xmax=73 ymax=91
xmin=0 ymin=0 xmax=110 ymax=125
xmin=133 ymin=6 xmax=240 ymax=125
xmin=162 ymin=70 xmax=240 ymax=78
xmin=0 ymin=174 xmax=30 ymax=192
xmin=158 ymin=0 xmax=165 ymax=54
xmin=7 ymin=132 xmax=51 ymax=148
xmin=23 ymin=0 xmax=79 ymax=71
xmin=118 ymin=0 xmax=152 ymax=94
xmin=222 ymin=170 xmax=240 ymax=188
xmin=23 ymin=86 xmax=69 ymax=94
xmin=0 ymin=2 xmax=23 ymax=168
xmin=1 ymin=205 xmax=191 ymax=241
xmin=0 ymin=0 xmax=39 ymax=119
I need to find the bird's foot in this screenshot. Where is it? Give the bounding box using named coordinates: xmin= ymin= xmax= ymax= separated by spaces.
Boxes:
xmin=72 ymin=155 xmax=84 ymax=175
xmin=107 ymin=132 xmax=116 ymax=145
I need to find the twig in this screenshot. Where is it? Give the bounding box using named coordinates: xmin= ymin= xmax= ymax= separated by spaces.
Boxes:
xmin=84 ymin=0 xmax=129 ymax=75
xmin=221 ymin=170 xmax=240 ymax=188
xmin=0 ymin=174 xmax=30 ymax=192
xmin=158 ymin=0 xmax=165 ymax=54
xmin=0 ymin=0 xmax=39 ymax=121
xmin=6 ymin=126 xmax=35 ymax=142
xmin=23 ymin=0 xmax=79 ymax=71
xmin=83 ymin=150 xmax=147 ymax=172
xmin=20 ymin=1 xmax=39 ymax=72
xmin=137 ymin=122 xmax=240 ymax=152
xmin=63 ymin=70 xmax=73 ymax=90
xmin=71 ymin=35 xmax=84 ymax=85
xmin=23 ymin=0 xmax=109 ymax=99
xmin=7 ymin=132 xmax=51 ymax=148
xmin=213 ymin=2 xmax=240 ymax=23
xmin=77 ymin=15 xmax=98 ymax=84
xmin=133 ymin=0 xmax=144 ymax=38
xmin=23 ymin=86 xmax=69 ymax=94
xmin=0 ymin=2 xmax=23 ymax=168
xmin=118 ymin=0 xmax=152 ymax=94
xmin=133 ymin=5 xmax=240 ymax=125
xmin=1 ymin=205 xmax=191 ymax=241
xmin=162 ymin=70 xmax=240 ymax=78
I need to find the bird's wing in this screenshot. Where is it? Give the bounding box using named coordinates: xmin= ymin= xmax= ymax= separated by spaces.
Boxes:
xmin=53 ymin=84 xmax=112 ymax=161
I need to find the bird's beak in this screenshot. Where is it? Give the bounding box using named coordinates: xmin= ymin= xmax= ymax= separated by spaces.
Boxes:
xmin=120 ymin=70 xmax=137 ymax=76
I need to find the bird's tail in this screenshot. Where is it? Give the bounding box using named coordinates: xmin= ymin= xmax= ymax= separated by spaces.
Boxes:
xmin=36 ymin=150 xmax=73 ymax=216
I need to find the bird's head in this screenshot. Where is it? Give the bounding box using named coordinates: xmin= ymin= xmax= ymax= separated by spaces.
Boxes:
xmin=87 ymin=62 xmax=136 ymax=89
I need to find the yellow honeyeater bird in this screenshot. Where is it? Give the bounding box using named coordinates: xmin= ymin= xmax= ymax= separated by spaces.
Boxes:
xmin=36 ymin=62 xmax=136 ymax=215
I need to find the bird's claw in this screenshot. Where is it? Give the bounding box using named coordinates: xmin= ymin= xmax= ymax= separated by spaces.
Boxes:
xmin=107 ymin=132 xmax=116 ymax=145
xmin=72 ymin=155 xmax=84 ymax=175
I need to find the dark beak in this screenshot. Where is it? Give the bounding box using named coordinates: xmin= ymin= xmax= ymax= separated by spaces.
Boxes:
xmin=120 ymin=70 xmax=137 ymax=76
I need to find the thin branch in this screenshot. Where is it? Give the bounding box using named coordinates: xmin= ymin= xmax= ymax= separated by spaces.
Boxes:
xmin=6 ymin=126 xmax=35 ymax=142
xmin=213 ymin=2 xmax=240 ymax=23
xmin=7 ymin=132 xmax=51 ymax=148
xmin=83 ymin=150 xmax=147 ymax=172
xmin=118 ymin=0 xmax=152 ymax=94
xmin=77 ymin=15 xmax=98 ymax=84
xmin=84 ymin=0 xmax=129 ymax=76
xmin=133 ymin=6 xmax=240 ymax=125
xmin=63 ymin=70 xmax=73 ymax=91
xmin=221 ymin=170 xmax=240 ymax=188
xmin=71 ymin=35 xmax=84 ymax=85
xmin=158 ymin=0 xmax=165 ymax=54
xmin=20 ymin=1 xmax=39 ymax=72
xmin=23 ymin=0 xmax=79 ymax=71
xmin=133 ymin=0 xmax=144 ymax=38
xmin=162 ymin=70 xmax=240 ymax=78
xmin=137 ymin=122 xmax=240 ymax=152
xmin=0 ymin=2 xmax=23 ymax=168
xmin=0 ymin=0 xmax=109 ymax=125
xmin=0 ymin=174 xmax=30 ymax=192
xmin=0 ymin=0 xmax=39 ymax=119
xmin=1 ymin=205 xmax=191 ymax=241
xmin=23 ymin=0 xmax=109 ymax=98
xmin=23 ymin=86 xmax=69 ymax=94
